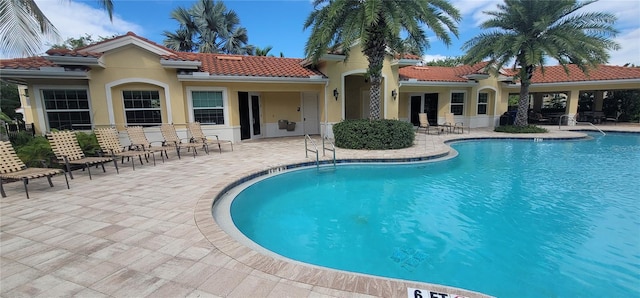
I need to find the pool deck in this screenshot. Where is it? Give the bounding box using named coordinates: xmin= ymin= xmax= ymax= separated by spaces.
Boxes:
xmin=1 ymin=124 xmax=638 ymax=298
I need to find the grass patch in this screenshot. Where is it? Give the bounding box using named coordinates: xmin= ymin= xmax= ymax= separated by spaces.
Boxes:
xmin=494 ymin=125 xmax=548 ymax=133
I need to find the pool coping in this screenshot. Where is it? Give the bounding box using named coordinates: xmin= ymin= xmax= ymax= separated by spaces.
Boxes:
xmin=193 ymin=133 xmax=592 ymax=298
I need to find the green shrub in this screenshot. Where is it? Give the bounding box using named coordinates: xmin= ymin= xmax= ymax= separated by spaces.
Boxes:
xmin=14 ymin=136 xmax=57 ymax=167
xmin=494 ymin=125 xmax=548 ymax=133
xmin=333 ymin=119 xmax=415 ymax=150
xmin=75 ymin=131 xmax=101 ymax=156
xmin=9 ymin=131 xmax=35 ymax=147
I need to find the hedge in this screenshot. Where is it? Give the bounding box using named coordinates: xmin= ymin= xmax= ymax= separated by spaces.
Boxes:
xmin=333 ymin=119 xmax=415 ymax=150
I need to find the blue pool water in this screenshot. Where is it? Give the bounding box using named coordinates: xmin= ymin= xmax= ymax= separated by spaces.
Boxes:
xmin=229 ymin=133 xmax=640 ymax=297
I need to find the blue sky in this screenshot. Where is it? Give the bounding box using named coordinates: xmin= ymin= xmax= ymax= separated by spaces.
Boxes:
xmin=28 ymin=0 xmax=640 ymax=65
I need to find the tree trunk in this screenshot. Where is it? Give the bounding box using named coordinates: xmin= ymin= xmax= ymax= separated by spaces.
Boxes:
xmin=514 ymin=65 xmax=534 ymax=126
xmin=363 ymin=18 xmax=386 ymax=120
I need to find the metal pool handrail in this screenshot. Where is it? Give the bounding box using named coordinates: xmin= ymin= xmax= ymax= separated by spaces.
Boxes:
xmin=559 ymin=114 xmax=606 ymax=136
xmin=322 ymin=135 xmax=336 ymax=167
xmin=304 ymin=134 xmax=319 ymax=167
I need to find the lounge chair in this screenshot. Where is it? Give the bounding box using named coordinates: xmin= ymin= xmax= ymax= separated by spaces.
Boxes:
xmin=126 ymin=126 xmax=168 ymax=162
xmin=0 ymin=141 xmax=69 ymax=199
xmin=160 ymin=123 xmax=203 ymax=159
xmin=417 ymin=113 xmax=437 ymax=134
xmin=444 ymin=112 xmax=469 ymax=134
xmin=187 ymin=122 xmax=233 ymax=154
xmin=47 ymin=131 xmax=114 ymax=179
xmin=94 ymin=127 xmax=155 ymax=170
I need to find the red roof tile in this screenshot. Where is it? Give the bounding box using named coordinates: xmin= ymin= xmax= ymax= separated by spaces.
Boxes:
xmin=45 ymin=48 xmax=102 ymax=58
xmin=0 ymin=57 xmax=56 ymax=70
xmin=530 ymin=64 xmax=640 ymax=83
xmin=399 ymin=62 xmax=488 ymax=82
xmin=197 ymin=54 xmax=324 ymax=78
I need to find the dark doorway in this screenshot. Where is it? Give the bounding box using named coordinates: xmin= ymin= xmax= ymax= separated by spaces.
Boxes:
xmin=425 ymin=93 xmax=438 ymax=125
xmin=251 ymin=94 xmax=261 ymax=136
xmin=410 ymin=95 xmax=422 ymax=126
xmin=238 ymin=92 xmax=250 ymax=140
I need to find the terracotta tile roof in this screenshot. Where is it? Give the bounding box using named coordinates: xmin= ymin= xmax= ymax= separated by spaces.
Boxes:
xmin=45 ymin=48 xmax=102 ymax=58
xmin=197 ymin=54 xmax=325 ymax=78
xmin=529 ymin=64 xmax=640 ymax=83
xmin=0 ymin=57 xmax=56 ymax=70
xmin=399 ymin=62 xmax=488 ymax=82
xmin=76 ymin=31 xmax=178 ymax=55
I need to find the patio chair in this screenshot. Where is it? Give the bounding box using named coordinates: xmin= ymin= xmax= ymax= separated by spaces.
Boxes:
xmin=126 ymin=126 xmax=168 ymax=162
xmin=604 ymin=111 xmax=622 ymax=125
xmin=444 ymin=112 xmax=469 ymax=134
xmin=94 ymin=127 xmax=155 ymax=170
xmin=160 ymin=123 xmax=202 ymax=159
xmin=0 ymin=141 xmax=69 ymax=199
xmin=417 ymin=113 xmax=437 ymax=134
xmin=187 ymin=122 xmax=233 ymax=154
xmin=47 ymin=131 xmax=114 ymax=180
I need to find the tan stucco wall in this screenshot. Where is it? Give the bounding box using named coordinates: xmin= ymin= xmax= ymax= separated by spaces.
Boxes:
xmin=319 ymin=44 xmax=400 ymax=121
xmin=89 ymin=45 xmax=185 ymax=127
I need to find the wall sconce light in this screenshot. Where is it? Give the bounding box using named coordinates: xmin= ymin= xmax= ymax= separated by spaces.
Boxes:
xmin=391 ymin=89 xmax=397 ymax=100
xmin=333 ymin=88 xmax=339 ymax=101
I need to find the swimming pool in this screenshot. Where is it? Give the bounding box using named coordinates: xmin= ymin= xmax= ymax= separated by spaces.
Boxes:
xmin=226 ymin=133 xmax=640 ymax=297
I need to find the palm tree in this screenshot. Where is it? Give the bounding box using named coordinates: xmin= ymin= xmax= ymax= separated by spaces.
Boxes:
xmin=0 ymin=0 xmax=113 ymax=58
xmin=253 ymin=46 xmax=274 ymax=57
xmin=163 ymin=0 xmax=249 ymax=54
xmin=304 ymin=0 xmax=460 ymax=120
xmin=463 ymin=0 xmax=619 ymax=126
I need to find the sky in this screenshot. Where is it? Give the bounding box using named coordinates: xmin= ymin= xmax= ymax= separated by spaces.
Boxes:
xmin=18 ymin=0 xmax=640 ymax=65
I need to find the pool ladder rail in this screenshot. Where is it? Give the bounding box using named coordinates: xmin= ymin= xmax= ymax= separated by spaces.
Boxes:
xmin=559 ymin=114 xmax=606 ymax=136
xmin=304 ymin=134 xmax=336 ymax=168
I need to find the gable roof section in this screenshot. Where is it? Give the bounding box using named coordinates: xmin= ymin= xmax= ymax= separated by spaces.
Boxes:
xmin=529 ymin=64 xmax=640 ymax=83
xmin=399 ymin=62 xmax=489 ymax=83
xmin=196 ymin=54 xmax=324 ymax=78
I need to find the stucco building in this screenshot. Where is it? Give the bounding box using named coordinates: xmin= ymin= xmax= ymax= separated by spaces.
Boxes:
xmin=1 ymin=32 xmax=639 ymax=143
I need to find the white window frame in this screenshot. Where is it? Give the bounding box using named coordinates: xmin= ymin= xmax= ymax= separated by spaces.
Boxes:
xmin=450 ymin=91 xmax=466 ymax=115
xmin=34 ymin=85 xmax=93 ymax=132
xmin=477 ymin=92 xmax=488 ymax=115
xmin=122 ymin=90 xmax=162 ymax=126
xmin=186 ymin=86 xmax=229 ymax=126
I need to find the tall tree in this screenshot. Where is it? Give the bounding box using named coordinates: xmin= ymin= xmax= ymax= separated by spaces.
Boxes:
xmin=463 ymin=0 xmax=619 ymax=126
xmin=253 ymin=46 xmax=274 ymax=57
xmin=304 ymin=0 xmax=460 ymax=120
xmin=0 ymin=0 xmax=113 ymax=57
xmin=163 ymin=0 xmax=250 ymax=54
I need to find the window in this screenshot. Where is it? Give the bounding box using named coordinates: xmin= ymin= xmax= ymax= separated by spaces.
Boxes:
xmin=191 ymin=90 xmax=224 ymax=124
xmin=477 ymin=93 xmax=488 ymax=115
xmin=42 ymin=89 xmax=91 ymax=130
xmin=123 ymin=90 xmax=162 ymax=126
xmin=450 ymin=92 xmax=465 ymax=115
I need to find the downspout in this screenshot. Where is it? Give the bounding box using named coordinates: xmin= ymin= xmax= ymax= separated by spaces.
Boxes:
xmin=324 ymin=81 xmax=329 ymax=139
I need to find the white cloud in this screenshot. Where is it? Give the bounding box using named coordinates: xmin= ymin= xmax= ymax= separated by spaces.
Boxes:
xmin=609 ymin=28 xmax=640 ymax=66
xmin=35 ymin=0 xmax=143 ymax=51
xmin=422 ymin=54 xmax=452 ymax=63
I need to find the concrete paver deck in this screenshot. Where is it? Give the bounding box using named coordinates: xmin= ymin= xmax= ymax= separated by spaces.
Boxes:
xmin=1 ymin=124 xmax=638 ymax=297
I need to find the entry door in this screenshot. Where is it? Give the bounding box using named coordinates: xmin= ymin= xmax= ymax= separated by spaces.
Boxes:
xmin=410 ymin=95 xmax=422 ymax=126
xmin=425 ymin=93 xmax=438 ymax=125
xmin=238 ymin=92 xmax=262 ymax=140
xmin=239 ymin=92 xmax=250 ymax=140
xmin=250 ymin=93 xmax=261 ymax=136
xmin=302 ymin=92 xmax=319 ymax=135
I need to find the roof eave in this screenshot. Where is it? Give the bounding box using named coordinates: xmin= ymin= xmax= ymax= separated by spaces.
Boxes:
xmin=177 ymin=74 xmax=329 ymax=84
xmin=391 ymin=59 xmax=421 ymax=67
xmin=400 ymin=79 xmax=477 ymax=87
xmin=0 ymin=69 xmax=89 ymax=80
xmin=44 ymin=55 xmax=105 ymax=68
xmin=502 ymin=78 xmax=640 ymax=88
xmin=160 ymin=59 xmax=201 ymax=69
